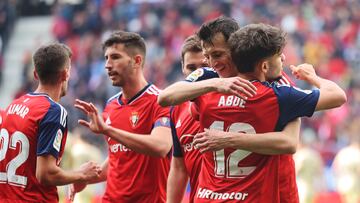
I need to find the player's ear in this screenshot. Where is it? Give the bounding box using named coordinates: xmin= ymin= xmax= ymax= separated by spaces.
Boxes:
xmin=181 ymin=61 xmax=186 ymax=74
xmin=133 ymin=54 xmax=143 ymax=68
xmin=33 ymin=70 xmax=39 ymax=81
xmin=260 ymin=60 xmax=269 ymax=74
xmin=59 ymin=68 xmax=68 ymax=82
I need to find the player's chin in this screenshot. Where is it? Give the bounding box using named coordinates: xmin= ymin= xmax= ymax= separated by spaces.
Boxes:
xmin=111 ymin=80 xmax=122 ymax=87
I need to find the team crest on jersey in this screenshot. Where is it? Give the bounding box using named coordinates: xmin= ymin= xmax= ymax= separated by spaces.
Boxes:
xmin=53 ymin=129 xmax=63 ymax=152
xmin=185 ymin=68 xmax=204 ymax=82
xmin=130 ymin=112 xmax=139 ymax=127
xmin=160 ymin=117 xmax=169 ymax=126
xmin=175 ymin=119 xmax=181 ymax=128
xmin=105 ymin=116 xmax=111 ymax=125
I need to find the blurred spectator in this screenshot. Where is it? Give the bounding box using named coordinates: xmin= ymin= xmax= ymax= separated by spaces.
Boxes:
xmin=58 ymin=127 xmax=106 ymax=203
xmin=332 ymin=118 xmax=360 ymax=203
xmin=294 ymin=128 xmax=327 ymax=203
xmin=0 ymin=0 xmax=16 ymax=85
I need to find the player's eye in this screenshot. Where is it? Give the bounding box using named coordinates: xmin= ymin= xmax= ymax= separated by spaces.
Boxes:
xmin=186 ymin=65 xmax=196 ymax=71
xmin=212 ymin=52 xmax=223 ymax=59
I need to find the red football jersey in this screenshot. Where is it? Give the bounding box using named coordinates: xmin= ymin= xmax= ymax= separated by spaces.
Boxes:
xmin=171 ymin=101 xmax=202 ymax=202
xmin=186 ymin=68 xmax=300 ymax=202
xmin=275 ymin=71 xmax=300 ymax=203
xmin=193 ymin=81 xmax=319 ymax=203
xmin=102 ymin=84 xmax=171 ymax=203
xmin=0 ymin=93 xmax=68 ymax=203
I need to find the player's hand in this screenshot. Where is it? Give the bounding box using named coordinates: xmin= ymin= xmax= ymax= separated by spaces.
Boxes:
xmin=68 ymin=162 xmax=101 ymax=202
xmin=213 ymin=77 xmax=257 ymax=100
xmin=193 ymin=128 xmax=229 ymax=153
xmin=68 ymin=182 xmax=87 ymax=202
xmin=78 ymin=161 xmax=102 ymax=182
xmin=289 ymin=63 xmax=320 ymax=85
xmin=75 ymin=99 xmax=108 ymax=134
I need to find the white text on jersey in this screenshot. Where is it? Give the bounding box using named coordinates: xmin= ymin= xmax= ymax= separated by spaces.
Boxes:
xmin=7 ymin=104 xmax=29 ymax=118
xmin=110 ymin=143 xmax=132 ymax=153
xmin=197 ymin=187 xmax=248 ymax=201
xmin=218 ymin=95 xmax=246 ymax=108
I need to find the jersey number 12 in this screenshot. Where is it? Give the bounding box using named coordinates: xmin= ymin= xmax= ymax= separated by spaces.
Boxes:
xmin=210 ymin=121 xmax=256 ymax=178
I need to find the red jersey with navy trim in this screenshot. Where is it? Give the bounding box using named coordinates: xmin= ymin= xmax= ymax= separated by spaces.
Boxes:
xmin=275 ymin=72 xmax=299 ymax=203
xmin=0 ymin=93 xmax=68 ymax=203
xmin=102 ymin=84 xmax=171 ymax=203
xmin=193 ymin=81 xmax=319 ymax=203
xmin=171 ymin=102 xmax=201 ymax=202
xmin=186 ymin=68 xmax=300 ymax=203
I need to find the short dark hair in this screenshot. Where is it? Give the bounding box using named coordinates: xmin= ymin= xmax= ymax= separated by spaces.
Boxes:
xmin=181 ymin=35 xmax=202 ymax=64
xmin=197 ymin=16 xmax=239 ymax=45
xmin=229 ymin=23 xmax=286 ymax=73
xmin=33 ymin=43 xmax=72 ymax=85
xmin=103 ymin=31 xmax=146 ymax=59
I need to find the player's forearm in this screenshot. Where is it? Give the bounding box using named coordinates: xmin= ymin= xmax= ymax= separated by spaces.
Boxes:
xmin=313 ymin=77 xmax=347 ymax=111
xmin=227 ymin=132 xmax=298 ymax=155
xmin=158 ymin=80 xmax=216 ymax=107
xmin=37 ymin=166 xmax=86 ymax=186
xmin=167 ymin=159 xmax=188 ymax=203
xmin=104 ymin=126 xmax=171 ymax=157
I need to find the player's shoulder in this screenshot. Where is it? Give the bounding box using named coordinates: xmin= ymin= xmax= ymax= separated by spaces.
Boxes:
xmin=106 ymin=91 xmax=122 ymax=105
xmin=185 ymin=67 xmax=219 ymax=82
xmin=40 ymin=94 xmax=67 ymax=115
xmin=18 ymin=93 xmax=66 ymax=115
xmin=145 ymin=84 xmax=162 ymax=96
xmin=42 ymin=98 xmax=67 ymax=127
xmin=105 ymin=84 xmax=161 ymax=107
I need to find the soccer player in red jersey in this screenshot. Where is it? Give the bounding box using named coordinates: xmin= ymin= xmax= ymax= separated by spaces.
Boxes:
xmin=189 ymin=23 xmax=346 ymax=202
xmin=70 ymin=31 xmax=172 ymax=203
xmin=0 ymin=43 xmax=101 ymax=203
xmin=167 ymin=33 xmax=301 ymax=203
xmin=167 ymin=35 xmax=209 ymax=203
xmin=159 ymin=17 xmax=345 ymax=203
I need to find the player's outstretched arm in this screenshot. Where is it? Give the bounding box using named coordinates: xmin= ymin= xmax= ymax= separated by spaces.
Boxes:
xmin=102 ymin=125 xmax=172 ymax=157
xmin=193 ymin=118 xmax=301 ymax=154
xmin=69 ymin=159 xmax=108 ymax=202
xmin=75 ymin=99 xmax=172 ymax=157
xmin=167 ymin=157 xmax=189 ymax=203
xmin=36 ymin=155 xmax=101 ymax=186
xmin=289 ymin=63 xmax=347 ymax=111
xmin=157 ymin=77 xmax=257 ymax=107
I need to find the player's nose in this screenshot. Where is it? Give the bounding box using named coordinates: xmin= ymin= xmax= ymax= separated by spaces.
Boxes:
xmin=202 ymin=58 xmax=209 ymax=64
xmin=105 ymin=60 xmax=112 ymax=70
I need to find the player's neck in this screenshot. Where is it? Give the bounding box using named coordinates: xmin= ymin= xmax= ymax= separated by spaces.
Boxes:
xmin=34 ymin=84 xmax=62 ymax=102
xmin=236 ymin=73 xmax=265 ymax=81
xmin=121 ymin=75 xmax=148 ymax=100
xmin=237 ymin=67 xmax=266 ymax=82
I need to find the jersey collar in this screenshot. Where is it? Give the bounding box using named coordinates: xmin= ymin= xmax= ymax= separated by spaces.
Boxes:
xmin=118 ymin=83 xmax=151 ymax=105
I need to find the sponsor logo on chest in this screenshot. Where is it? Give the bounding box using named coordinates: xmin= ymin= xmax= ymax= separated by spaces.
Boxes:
xmin=180 ymin=134 xmax=196 ymax=153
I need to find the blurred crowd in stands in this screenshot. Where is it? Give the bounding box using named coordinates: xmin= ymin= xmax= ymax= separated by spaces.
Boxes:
xmin=0 ymin=0 xmax=16 ymax=84
xmin=5 ymin=0 xmax=360 ymax=202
